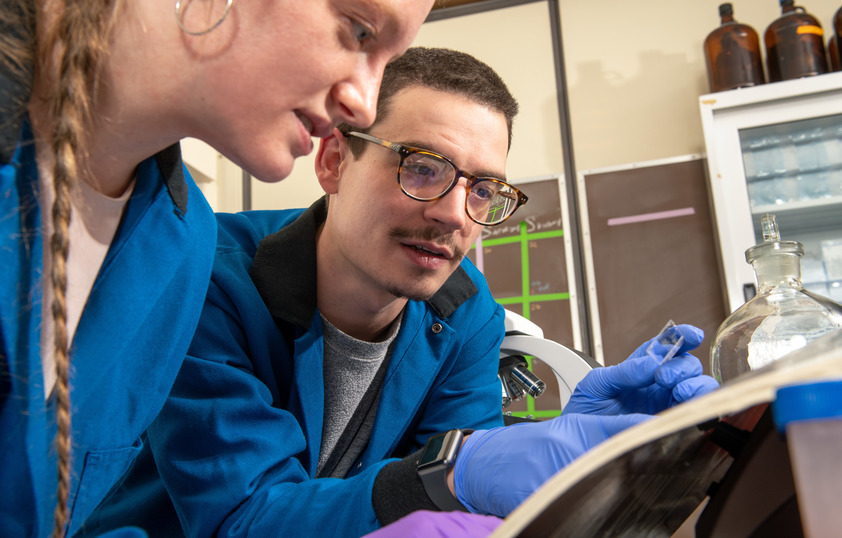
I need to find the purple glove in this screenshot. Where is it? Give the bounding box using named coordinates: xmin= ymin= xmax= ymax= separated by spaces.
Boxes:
xmin=562 ymin=324 xmax=719 ymax=416
xmin=363 ymin=511 xmax=502 ymax=538
xmin=454 ymin=413 xmax=650 ymax=517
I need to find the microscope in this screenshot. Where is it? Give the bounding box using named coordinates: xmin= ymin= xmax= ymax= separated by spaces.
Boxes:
xmin=498 ymin=310 xmax=599 ymax=413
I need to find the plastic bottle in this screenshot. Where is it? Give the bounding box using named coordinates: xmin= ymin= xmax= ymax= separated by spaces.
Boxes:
xmin=710 ymin=214 xmax=842 ymax=383
xmin=773 ymin=380 xmax=842 ymax=538
xmin=764 ymin=0 xmax=828 ymax=82
xmin=704 ymin=3 xmax=766 ymax=92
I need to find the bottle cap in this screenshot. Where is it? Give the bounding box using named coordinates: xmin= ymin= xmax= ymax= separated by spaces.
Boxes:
xmin=719 ymin=3 xmax=733 ymax=17
xmin=773 ymin=380 xmax=842 ymax=433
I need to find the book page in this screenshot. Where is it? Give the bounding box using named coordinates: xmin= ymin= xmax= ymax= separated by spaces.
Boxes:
xmin=493 ymin=330 xmax=842 ymax=537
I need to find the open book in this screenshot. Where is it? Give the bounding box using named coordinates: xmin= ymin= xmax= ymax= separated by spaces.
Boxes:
xmin=492 ymin=330 xmax=842 ymax=537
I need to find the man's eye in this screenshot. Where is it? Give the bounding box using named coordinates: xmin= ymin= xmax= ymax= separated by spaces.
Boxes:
xmin=352 ymin=21 xmax=374 ymax=44
xmin=406 ymin=163 xmax=436 ymax=178
xmin=473 ymin=186 xmax=494 ymax=201
xmin=473 ymin=182 xmax=503 ymax=201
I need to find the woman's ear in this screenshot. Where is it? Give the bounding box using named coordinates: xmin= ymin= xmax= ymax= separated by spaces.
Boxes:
xmin=315 ymin=128 xmax=348 ymax=195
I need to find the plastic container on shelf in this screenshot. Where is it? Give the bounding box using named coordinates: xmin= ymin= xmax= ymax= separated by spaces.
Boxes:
xmin=710 ymin=214 xmax=842 ymax=383
xmin=791 ymin=125 xmax=826 ymax=172
xmin=822 ymin=238 xmax=842 ymax=280
xmin=800 ymin=253 xmax=827 ymax=283
xmin=704 ymin=3 xmax=766 ymax=92
xmin=772 ymin=380 xmax=842 ymax=538
xmin=829 ymin=282 xmax=842 ymax=302
xmin=796 ymin=171 xmax=832 ymax=200
xmin=749 ymin=134 xmax=788 ymax=177
xmin=764 ymin=0 xmax=828 ymax=82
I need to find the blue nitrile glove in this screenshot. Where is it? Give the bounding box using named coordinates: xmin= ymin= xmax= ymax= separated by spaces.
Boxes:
xmin=453 ymin=413 xmax=650 ymax=517
xmin=562 ymin=324 xmax=719 ymax=416
xmin=363 ymin=511 xmax=502 ymax=538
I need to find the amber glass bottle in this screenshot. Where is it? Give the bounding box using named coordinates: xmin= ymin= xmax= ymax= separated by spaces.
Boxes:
xmin=834 ymin=7 xmax=842 ymax=70
xmin=830 ymin=35 xmax=841 ymax=72
xmin=704 ymin=3 xmax=766 ymax=92
xmin=765 ymin=0 xmax=828 ymax=82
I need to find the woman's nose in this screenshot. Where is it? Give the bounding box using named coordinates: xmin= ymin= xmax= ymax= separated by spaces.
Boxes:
xmin=330 ymin=63 xmax=381 ymax=128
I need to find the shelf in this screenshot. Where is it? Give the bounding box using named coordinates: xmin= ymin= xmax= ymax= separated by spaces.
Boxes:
xmin=700 ymin=72 xmax=842 ymax=111
xmin=745 ymin=164 xmax=842 ymax=183
xmin=751 ymin=196 xmax=842 ymax=236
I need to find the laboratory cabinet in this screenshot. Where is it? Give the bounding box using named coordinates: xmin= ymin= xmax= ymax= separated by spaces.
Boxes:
xmin=700 ymin=71 xmax=842 ymax=314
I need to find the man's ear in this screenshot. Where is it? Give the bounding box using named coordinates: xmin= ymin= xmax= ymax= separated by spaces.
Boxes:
xmin=315 ymin=128 xmax=348 ymax=195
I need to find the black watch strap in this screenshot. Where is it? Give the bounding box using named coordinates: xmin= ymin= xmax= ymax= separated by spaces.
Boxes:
xmin=417 ymin=430 xmax=469 ymax=512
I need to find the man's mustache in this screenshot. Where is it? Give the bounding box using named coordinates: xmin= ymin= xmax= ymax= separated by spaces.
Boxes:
xmin=389 ymin=227 xmax=465 ymax=260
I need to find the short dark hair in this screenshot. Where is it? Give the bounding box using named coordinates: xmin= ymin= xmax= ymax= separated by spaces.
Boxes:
xmin=339 ymin=47 xmax=519 ymax=157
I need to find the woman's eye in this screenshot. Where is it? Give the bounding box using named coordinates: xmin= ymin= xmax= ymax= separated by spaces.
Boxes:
xmin=352 ymin=21 xmax=374 ymax=44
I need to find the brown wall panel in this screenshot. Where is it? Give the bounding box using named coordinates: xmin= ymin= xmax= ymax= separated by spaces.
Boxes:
xmin=583 ymin=158 xmax=727 ymax=373
xmin=469 ymin=177 xmax=575 ymax=417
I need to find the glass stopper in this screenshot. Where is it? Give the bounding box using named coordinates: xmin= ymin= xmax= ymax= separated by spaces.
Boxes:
xmin=760 ymin=213 xmax=780 ymax=243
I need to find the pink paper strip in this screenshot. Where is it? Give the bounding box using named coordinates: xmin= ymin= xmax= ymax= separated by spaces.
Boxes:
xmin=607 ymin=207 xmax=695 ymax=227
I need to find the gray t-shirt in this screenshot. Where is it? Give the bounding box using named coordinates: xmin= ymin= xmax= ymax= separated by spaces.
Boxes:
xmin=317 ymin=313 xmax=402 ymax=477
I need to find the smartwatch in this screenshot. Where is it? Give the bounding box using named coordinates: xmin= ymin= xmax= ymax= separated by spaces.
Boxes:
xmin=416 ymin=429 xmax=469 ymax=512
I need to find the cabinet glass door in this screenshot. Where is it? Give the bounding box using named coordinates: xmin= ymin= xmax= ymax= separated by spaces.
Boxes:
xmin=739 ymin=113 xmax=842 ymax=302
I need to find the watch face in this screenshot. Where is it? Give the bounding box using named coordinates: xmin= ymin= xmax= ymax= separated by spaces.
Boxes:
xmin=418 ymin=430 xmax=462 ymax=470
xmin=419 ymin=433 xmax=449 ymax=467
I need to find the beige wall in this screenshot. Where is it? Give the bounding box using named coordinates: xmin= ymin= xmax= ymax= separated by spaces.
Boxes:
xmin=411 ymin=1 xmax=563 ymax=181
xmin=194 ymin=0 xmax=842 ymax=212
xmin=562 ymin=0 xmax=840 ymax=171
xmin=249 ymin=0 xmax=563 ymax=211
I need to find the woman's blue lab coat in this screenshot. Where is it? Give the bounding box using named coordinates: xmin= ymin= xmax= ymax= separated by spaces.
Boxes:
xmin=0 ymin=127 xmax=216 ymax=536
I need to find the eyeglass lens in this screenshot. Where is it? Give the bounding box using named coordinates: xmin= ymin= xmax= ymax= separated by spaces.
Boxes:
xmin=400 ymin=152 xmax=518 ymax=225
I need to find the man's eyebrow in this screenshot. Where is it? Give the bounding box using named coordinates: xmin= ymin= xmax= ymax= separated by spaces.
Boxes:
xmin=398 ymin=139 xmax=508 ymax=181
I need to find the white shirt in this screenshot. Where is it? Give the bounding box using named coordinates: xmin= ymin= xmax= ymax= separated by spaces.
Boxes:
xmin=39 ymin=168 xmax=134 ymax=398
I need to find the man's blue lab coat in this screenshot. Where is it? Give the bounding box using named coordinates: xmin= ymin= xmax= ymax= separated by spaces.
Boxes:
xmin=146 ymin=198 xmax=506 ymax=537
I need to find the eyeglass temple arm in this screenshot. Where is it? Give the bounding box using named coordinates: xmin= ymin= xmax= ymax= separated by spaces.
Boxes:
xmin=347 ymin=131 xmax=402 ymax=153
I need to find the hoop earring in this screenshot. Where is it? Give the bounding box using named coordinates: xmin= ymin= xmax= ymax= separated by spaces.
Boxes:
xmin=175 ymin=0 xmax=235 ymax=36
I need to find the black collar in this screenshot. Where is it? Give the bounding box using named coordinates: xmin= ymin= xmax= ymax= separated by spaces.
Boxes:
xmin=250 ymin=196 xmax=478 ymax=329
xmin=154 ymin=143 xmax=189 ymax=214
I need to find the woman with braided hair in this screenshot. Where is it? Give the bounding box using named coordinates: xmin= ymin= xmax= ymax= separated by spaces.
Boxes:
xmin=0 ymin=0 xmax=432 ymax=536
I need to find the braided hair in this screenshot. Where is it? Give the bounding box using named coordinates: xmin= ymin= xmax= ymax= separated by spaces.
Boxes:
xmin=5 ymin=1 xmax=118 ymax=535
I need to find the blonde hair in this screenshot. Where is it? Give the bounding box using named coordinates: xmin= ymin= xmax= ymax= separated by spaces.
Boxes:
xmin=5 ymin=1 xmax=118 ymax=536
xmin=0 ymin=1 xmax=35 ymax=156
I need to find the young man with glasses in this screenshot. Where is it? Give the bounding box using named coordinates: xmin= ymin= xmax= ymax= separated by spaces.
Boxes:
xmin=101 ymin=48 xmax=715 ymax=537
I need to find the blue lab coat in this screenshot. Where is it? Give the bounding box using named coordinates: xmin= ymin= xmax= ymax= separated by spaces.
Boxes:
xmin=146 ymin=199 xmax=505 ymax=537
xmin=0 ymin=125 xmax=216 ymax=536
